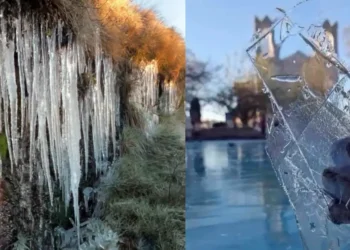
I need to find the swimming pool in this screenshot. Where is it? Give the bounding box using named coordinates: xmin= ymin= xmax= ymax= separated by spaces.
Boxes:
xmin=186 ymin=140 xmax=304 ymax=250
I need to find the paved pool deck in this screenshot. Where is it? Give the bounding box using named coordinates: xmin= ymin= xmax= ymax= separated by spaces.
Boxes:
xmin=186 ymin=140 xmax=304 ymax=250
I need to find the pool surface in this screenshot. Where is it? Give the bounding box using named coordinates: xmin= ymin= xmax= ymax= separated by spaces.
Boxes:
xmin=186 ymin=140 xmax=304 ymax=250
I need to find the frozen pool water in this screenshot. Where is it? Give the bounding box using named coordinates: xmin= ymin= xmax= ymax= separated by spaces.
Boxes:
xmin=186 ymin=140 xmax=304 ymax=250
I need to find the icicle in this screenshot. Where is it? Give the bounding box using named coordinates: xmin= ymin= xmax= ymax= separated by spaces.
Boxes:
xmin=80 ymin=97 xmax=89 ymax=179
xmin=102 ymin=59 xmax=110 ymax=164
xmin=0 ymin=14 xmax=3 ymax=178
xmin=29 ymin=16 xmax=40 ymax=181
xmin=47 ymin=25 xmax=61 ymax=183
xmin=61 ymin=38 xmax=82 ymax=244
xmin=38 ymin=21 xmax=54 ymax=204
xmin=15 ymin=9 xmax=26 ymax=141
xmin=1 ymin=16 xmax=18 ymax=172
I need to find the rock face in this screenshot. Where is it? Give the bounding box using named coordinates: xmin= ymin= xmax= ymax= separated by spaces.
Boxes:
xmin=0 ymin=179 xmax=13 ymax=248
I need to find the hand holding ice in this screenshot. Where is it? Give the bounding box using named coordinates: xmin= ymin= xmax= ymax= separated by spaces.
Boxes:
xmin=330 ymin=137 xmax=350 ymax=166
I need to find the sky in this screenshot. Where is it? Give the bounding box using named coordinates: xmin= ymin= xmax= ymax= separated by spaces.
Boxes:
xmin=133 ymin=0 xmax=185 ymax=37
xmin=186 ymin=0 xmax=350 ymax=121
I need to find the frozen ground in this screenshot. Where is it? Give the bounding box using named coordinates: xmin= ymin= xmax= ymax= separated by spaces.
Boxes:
xmin=186 ymin=140 xmax=304 ymax=250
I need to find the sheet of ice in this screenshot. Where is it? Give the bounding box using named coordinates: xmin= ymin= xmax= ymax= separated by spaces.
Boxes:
xmin=247 ymin=1 xmax=350 ymax=249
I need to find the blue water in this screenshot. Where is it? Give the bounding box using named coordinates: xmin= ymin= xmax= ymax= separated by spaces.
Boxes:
xmin=186 ymin=140 xmax=304 ymax=250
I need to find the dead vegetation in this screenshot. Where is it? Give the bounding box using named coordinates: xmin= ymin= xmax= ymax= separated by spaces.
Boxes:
xmin=10 ymin=0 xmax=185 ymax=83
xmin=93 ymin=0 xmax=185 ymax=81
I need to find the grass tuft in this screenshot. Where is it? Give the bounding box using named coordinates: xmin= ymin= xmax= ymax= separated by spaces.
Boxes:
xmin=103 ymin=113 xmax=185 ymax=250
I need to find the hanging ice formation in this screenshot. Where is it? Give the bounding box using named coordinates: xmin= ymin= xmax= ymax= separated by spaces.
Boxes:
xmin=0 ymin=12 xmax=120 ymax=242
xmin=163 ymin=81 xmax=178 ymax=113
xmin=0 ymin=4 xmax=178 ymax=246
xmin=130 ymin=61 xmax=158 ymax=111
xmin=129 ymin=61 xmax=178 ymax=136
xmin=130 ymin=60 xmax=178 ymax=113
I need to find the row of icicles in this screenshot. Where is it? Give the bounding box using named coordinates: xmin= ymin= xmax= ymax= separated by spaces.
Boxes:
xmin=0 ymin=12 xmax=177 ymax=245
xmin=130 ymin=60 xmax=178 ymax=113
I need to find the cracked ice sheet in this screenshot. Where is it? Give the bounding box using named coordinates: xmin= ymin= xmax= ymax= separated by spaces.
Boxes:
xmin=247 ymin=0 xmax=350 ymax=249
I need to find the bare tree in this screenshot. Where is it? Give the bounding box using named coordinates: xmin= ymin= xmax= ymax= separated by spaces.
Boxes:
xmin=206 ymin=87 xmax=237 ymax=113
xmin=234 ymin=83 xmax=269 ymax=125
xmin=186 ymin=50 xmax=212 ymax=84
xmin=200 ymin=51 xmax=269 ymax=124
xmin=185 ymin=49 xmax=220 ymax=107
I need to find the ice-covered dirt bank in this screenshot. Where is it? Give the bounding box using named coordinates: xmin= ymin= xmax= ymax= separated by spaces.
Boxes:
xmin=0 ymin=0 xmax=184 ymax=248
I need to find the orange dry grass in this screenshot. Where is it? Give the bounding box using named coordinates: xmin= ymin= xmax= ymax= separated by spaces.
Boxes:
xmin=93 ymin=0 xmax=143 ymax=60
xmin=92 ymin=0 xmax=185 ymax=81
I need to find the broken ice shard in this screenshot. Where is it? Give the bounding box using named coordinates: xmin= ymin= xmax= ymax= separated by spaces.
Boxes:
xmin=247 ymin=0 xmax=350 ymax=249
